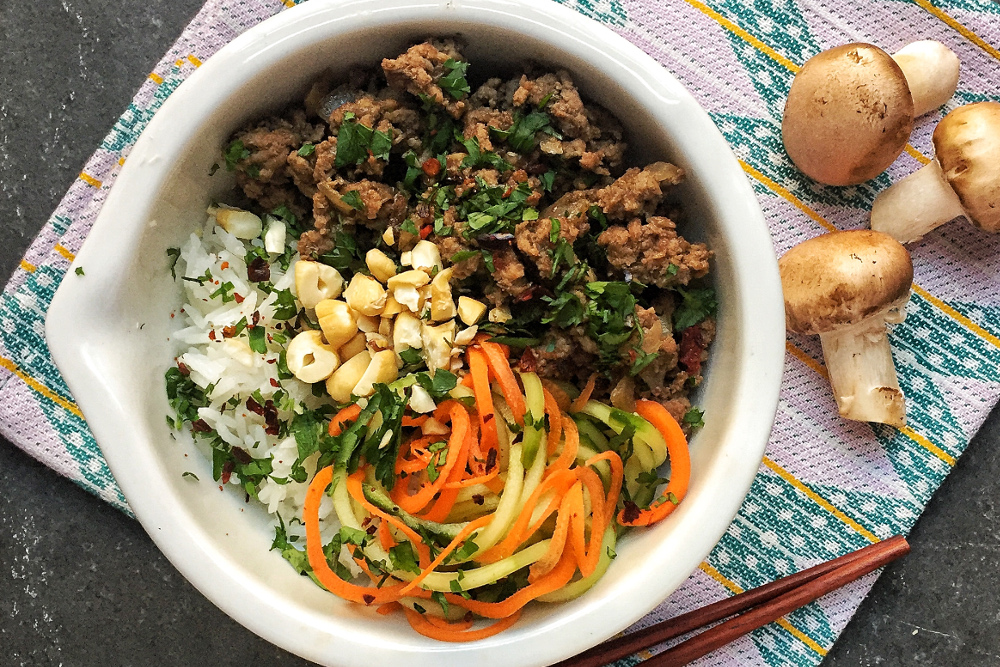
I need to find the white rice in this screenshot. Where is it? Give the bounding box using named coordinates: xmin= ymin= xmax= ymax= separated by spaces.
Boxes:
xmin=171 ymin=211 xmax=343 ymax=549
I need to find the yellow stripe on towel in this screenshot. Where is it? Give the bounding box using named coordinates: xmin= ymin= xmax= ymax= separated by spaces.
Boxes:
xmin=0 ymin=357 xmax=83 ymax=418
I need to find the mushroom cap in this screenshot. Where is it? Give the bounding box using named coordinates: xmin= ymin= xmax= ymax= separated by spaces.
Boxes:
xmin=932 ymin=101 xmax=1000 ymax=232
xmin=779 ymin=230 xmax=914 ymax=335
xmin=782 ymin=43 xmax=914 ymax=186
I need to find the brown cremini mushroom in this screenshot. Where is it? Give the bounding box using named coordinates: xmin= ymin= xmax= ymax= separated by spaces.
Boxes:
xmin=783 ymin=44 xmax=914 ymax=186
xmin=871 ymin=102 xmax=1000 ymax=243
xmin=782 ymin=41 xmax=959 ymax=186
xmin=780 ymin=230 xmax=913 ymax=427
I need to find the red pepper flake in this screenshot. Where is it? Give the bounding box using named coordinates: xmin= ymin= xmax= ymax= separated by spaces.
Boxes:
xmin=221 ymin=461 xmax=234 ymax=485
xmin=220 ymin=261 xmax=230 ymax=270
xmin=269 ymin=378 xmax=279 ymax=387
xmin=222 ymin=325 xmax=237 ymax=338
xmin=246 ymin=396 xmax=266 ymax=416
xmin=517 ymin=287 xmax=536 ymax=302
xmin=176 ymin=361 xmax=191 ymax=376
xmin=208 ymin=330 xmax=217 ymax=341
xmin=362 ymin=594 xmax=376 ymax=606
xmin=231 ymin=447 xmax=253 ymax=464
xmin=233 ymin=293 xmax=245 ymax=304
xmin=421 ymin=157 xmax=441 ymax=177
xmin=622 ymin=500 xmax=641 ymax=524
xmin=485 ymin=448 xmax=498 ymax=472
xmin=263 ymin=400 xmax=280 ymax=435
xmin=502 ymin=186 xmax=513 ymax=199
xmin=679 ymin=323 xmax=704 ymax=375
xmin=170 ymin=313 xmax=175 ymax=319
xmin=247 ymin=257 xmax=270 ymax=282
xmin=419 ymin=224 xmax=432 ymax=240
xmin=252 ymin=311 xmax=261 ymax=327
xmin=191 ymin=419 xmax=212 ymax=433
xmin=472 ymin=494 xmax=485 ymax=506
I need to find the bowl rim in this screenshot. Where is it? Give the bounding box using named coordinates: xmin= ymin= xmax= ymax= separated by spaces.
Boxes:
xmin=46 ymin=0 xmax=785 ymax=664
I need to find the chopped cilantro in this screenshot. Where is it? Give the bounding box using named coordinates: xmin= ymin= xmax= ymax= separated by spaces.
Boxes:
xmin=587 ymin=205 xmax=609 ymax=230
xmin=439 ymin=58 xmax=471 ymax=100
xmin=541 ymin=291 xmax=584 ymax=328
xmin=164 ymin=366 xmax=209 ymax=428
xmin=673 ymin=287 xmax=717 ymax=331
xmin=398 ymin=347 xmax=423 ymax=367
xmin=414 ymin=370 xmax=458 ymax=399
xmin=431 ymin=591 xmax=450 ymax=617
xmin=459 ymin=137 xmax=508 ymax=171
xmin=247 ymin=325 xmax=267 ymax=354
xmin=271 ymin=289 xmax=299 ymax=320
xmin=74 ymin=267 xmax=85 ymax=276
xmin=540 ymin=170 xmax=556 ymax=192
xmin=683 ymin=407 xmax=705 ymax=429
xmin=166 ymin=247 xmax=181 ymax=279
xmin=224 ymin=139 xmax=250 ymax=171
xmin=548 ymin=218 xmax=561 ymax=244
xmin=500 ymin=111 xmax=551 ymax=153
xmin=449 ymin=250 xmax=479 ymax=263
xmin=453 ymin=537 xmax=479 ymax=561
xmin=341 ymin=190 xmax=365 ymax=212
xmin=335 ymin=112 xmax=393 ymax=168
xmin=389 ymin=542 xmax=421 ymax=575
xmin=318 ymin=231 xmax=362 ymax=273
xmin=297 ymin=143 xmax=316 ymax=157
xmin=209 ymin=281 xmax=236 ymax=303
xmin=181 ymin=471 xmax=199 ymax=481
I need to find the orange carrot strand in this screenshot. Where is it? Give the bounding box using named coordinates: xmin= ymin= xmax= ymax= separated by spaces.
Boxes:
xmin=303 ymin=466 xmax=408 ymax=605
xmin=403 ymin=607 xmax=522 ymax=642
xmin=329 ymin=403 xmax=363 ymax=436
xmin=617 ymin=400 xmax=691 ymax=527
xmin=569 ymin=374 xmax=597 ymax=414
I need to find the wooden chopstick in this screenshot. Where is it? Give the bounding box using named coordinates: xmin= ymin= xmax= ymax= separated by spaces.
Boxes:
xmin=555 ymin=535 xmax=910 ymax=667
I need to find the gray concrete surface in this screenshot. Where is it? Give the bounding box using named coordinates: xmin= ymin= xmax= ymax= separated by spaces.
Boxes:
xmin=1 ymin=1 xmax=998 ymax=665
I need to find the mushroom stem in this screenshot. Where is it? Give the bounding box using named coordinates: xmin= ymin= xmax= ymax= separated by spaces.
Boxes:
xmin=891 ymin=40 xmax=960 ymax=117
xmin=819 ymin=313 xmax=906 ymax=427
xmin=870 ymin=160 xmax=965 ymax=244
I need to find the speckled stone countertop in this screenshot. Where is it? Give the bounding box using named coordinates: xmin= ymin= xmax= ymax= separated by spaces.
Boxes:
xmin=2 ymin=2 xmax=999 ymax=665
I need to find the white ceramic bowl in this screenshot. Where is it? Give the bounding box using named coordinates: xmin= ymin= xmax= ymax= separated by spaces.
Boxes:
xmin=46 ymin=1 xmax=785 ymax=664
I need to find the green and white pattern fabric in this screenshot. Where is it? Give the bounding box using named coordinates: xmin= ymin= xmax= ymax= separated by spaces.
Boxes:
xmin=1 ymin=0 xmax=997 ymax=664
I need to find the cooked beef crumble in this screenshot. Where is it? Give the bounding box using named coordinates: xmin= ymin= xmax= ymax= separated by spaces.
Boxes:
xmin=221 ymin=39 xmax=715 ymax=423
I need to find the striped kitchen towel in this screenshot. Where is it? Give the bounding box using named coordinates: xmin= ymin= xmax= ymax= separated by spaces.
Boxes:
xmin=1 ymin=0 xmax=998 ymax=664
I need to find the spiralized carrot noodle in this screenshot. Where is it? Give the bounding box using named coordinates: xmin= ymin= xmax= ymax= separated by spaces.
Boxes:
xmin=301 ymin=335 xmax=696 ymax=642
xmin=404 ymin=607 xmax=522 ymax=642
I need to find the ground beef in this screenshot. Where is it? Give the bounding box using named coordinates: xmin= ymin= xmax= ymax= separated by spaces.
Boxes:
xmin=518 ymin=330 xmax=596 ymax=383
xmin=341 ymin=180 xmax=408 ymax=228
xmin=514 ymin=215 xmax=590 ymax=277
xmin=286 ymin=151 xmax=318 ymax=198
xmin=225 ymin=40 xmax=715 ymax=414
xmin=436 ymin=235 xmax=481 ymax=280
xmin=463 ymin=107 xmax=513 ymax=152
xmin=311 ymin=138 xmax=338 ymax=185
xmin=491 ymin=247 xmax=532 ymax=299
xmin=328 ymin=92 xmax=400 ymax=130
xmin=382 ymin=40 xmax=466 ymax=119
xmin=297 ymin=192 xmax=337 ymax=259
xmin=597 ymin=216 xmax=711 ymax=287
xmin=597 ymin=162 xmax=684 ymax=219
xmin=513 ymin=71 xmax=593 ymax=141
xmin=634 ymin=305 xmax=680 ymax=390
